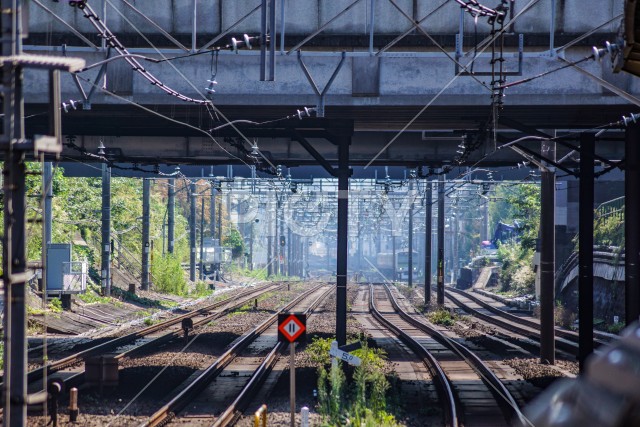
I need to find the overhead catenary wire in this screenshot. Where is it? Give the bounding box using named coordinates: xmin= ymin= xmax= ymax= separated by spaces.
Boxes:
xmin=364 ymin=0 xmax=543 ymax=169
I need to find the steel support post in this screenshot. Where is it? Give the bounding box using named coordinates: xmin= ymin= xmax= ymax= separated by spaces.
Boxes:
xmin=408 ymin=180 xmax=414 ymax=287
xmin=540 ymin=140 xmax=556 ymax=364
xmin=101 ymin=163 xmax=111 ymax=296
xmin=3 ymin=152 xmax=27 ymax=427
xmin=190 ymin=182 xmax=197 ymax=282
xmin=437 ymin=175 xmax=445 ymax=305
xmin=578 ymin=132 xmax=595 ymax=371
xmin=2 ymin=1 xmax=27 ymax=417
xmin=425 ymin=180 xmax=433 ymax=305
xmin=168 ymin=178 xmax=175 ymax=254
xmin=336 ymin=138 xmax=350 ymax=346
xmin=626 ymin=123 xmax=640 ymax=324
xmin=141 ymin=178 xmax=150 ymax=290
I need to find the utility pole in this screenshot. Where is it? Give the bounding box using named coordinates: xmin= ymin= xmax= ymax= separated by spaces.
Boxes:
xmin=168 ymin=178 xmax=175 ymax=254
xmin=540 ymin=140 xmax=556 ymax=365
xmin=437 ymin=174 xmax=445 ymax=305
xmin=408 ymin=180 xmax=414 ymax=287
xmin=200 ymin=197 xmax=205 ymax=280
xmin=336 ymin=137 xmax=350 ymax=346
xmin=425 ymin=180 xmax=432 ymax=305
xmin=1 ymin=2 xmax=84 ymax=423
xmin=626 ymin=123 xmax=640 ymax=324
xmin=190 ymin=182 xmax=197 ymax=282
xmin=101 ymin=162 xmax=111 ymax=296
xmin=141 ymin=178 xmax=150 ymax=290
xmin=578 ymin=132 xmax=595 ymax=371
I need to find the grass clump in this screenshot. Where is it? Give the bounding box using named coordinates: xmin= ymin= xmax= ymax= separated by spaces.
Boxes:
xmin=428 ymin=308 xmax=456 ymax=326
xmin=77 ymin=284 xmax=112 ymax=304
xmin=191 ymin=281 xmax=214 ymax=298
xmin=309 ymin=337 xmax=401 ymax=427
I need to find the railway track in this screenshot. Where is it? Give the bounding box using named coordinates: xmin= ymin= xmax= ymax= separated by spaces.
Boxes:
xmin=443 ymin=286 xmax=611 ymax=357
xmin=16 ymin=282 xmax=285 ymax=395
xmin=141 ymin=283 xmax=332 ymax=427
xmin=370 ymin=283 xmax=527 ymax=427
xmin=448 ymin=286 xmax=615 ymax=343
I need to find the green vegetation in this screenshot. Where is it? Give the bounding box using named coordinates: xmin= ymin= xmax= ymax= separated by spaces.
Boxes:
xmin=497 ymin=241 xmax=535 ymax=294
xmin=309 ymin=337 xmax=401 ymax=427
xmin=222 ymin=226 xmax=245 ymax=259
xmin=77 ymin=284 xmax=112 ymax=304
xmin=48 ymin=298 xmax=63 ymax=313
xmin=191 ymin=281 xmax=214 ymax=298
xmin=489 ymin=184 xmax=541 ymax=295
xmin=427 ymin=308 xmax=457 ymax=326
xmin=151 ymin=253 xmax=187 ymax=295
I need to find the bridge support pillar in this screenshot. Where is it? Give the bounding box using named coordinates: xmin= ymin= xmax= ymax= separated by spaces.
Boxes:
xmin=626 ymin=123 xmax=640 ymax=324
xmin=540 ymin=140 xmax=556 ymax=365
xmin=578 ymin=133 xmax=595 ymax=371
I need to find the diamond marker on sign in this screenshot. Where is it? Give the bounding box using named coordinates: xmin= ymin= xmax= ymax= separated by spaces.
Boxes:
xmin=278 ymin=313 xmax=306 ymax=343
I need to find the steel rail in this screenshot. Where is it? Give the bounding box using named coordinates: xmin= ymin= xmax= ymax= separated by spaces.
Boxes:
xmin=380 ymin=283 xmax=526 ymax=426
xmin=140 ymin=283 xmax=329 ymax=427
xmin=447 ymin=286 xmax=614 ymax=345
xmin=212 ymin=286 xmax=332 ymax=427
xmin=10 ymin=283 xmax=284 ymax=388
xmin=368 ymin=284 xmax=458 ymax=427
xmin=443 ymin=288 xmax=580 ymax=356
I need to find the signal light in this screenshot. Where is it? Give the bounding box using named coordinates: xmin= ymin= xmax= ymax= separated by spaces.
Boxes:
xmin=280 ymin=236 xmax=286 ymax=247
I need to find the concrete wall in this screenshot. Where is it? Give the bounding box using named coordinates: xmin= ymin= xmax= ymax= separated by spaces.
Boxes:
xmin=27 ymin=0 xmax=622 ymax=39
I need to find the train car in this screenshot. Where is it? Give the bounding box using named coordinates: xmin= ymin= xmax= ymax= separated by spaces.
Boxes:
xmin=396 ymin=250 xmax=421 ymax=281
xmin=201 ymin=238 xmax=231 ymax=276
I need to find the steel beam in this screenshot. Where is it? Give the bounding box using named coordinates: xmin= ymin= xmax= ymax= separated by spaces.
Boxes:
xmin=578 ymin=132 xmax=594 ymax=371
xmin=626 ymin=123 xmax=640 ymax=324
xmin=336 ymin=137 xmax=350 ymax=346
xmin=540 ymin=140 xmax=556 ymax=364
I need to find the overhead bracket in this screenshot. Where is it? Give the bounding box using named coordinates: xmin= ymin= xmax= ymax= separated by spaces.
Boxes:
xmin=297 ymin=51 xmax=346 ymax=117
xmin=455 ymin=33 xmax=524 ymax=76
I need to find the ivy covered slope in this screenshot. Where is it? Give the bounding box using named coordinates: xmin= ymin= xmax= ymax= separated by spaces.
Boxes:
xmin=489 ymin=183 xmax=541 ymax=295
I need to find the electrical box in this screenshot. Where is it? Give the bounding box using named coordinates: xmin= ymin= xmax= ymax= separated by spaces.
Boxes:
xmin=46 ymin=243 xmax=87 ymax=296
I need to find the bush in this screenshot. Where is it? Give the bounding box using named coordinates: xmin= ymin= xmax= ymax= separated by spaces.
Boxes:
xmin=497 ymin=241 xmax=535 ymax=295
xmin=151 ymin=253 xmax=187 ymax=295
xmin=312 ymin=338 xmax=401 ymax=427
xmin=428 ymin=308 xmax=456 ymax=326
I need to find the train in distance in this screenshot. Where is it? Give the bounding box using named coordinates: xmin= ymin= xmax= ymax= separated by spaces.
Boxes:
xmin=376 ymin=250 xmax=421 ymax=281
